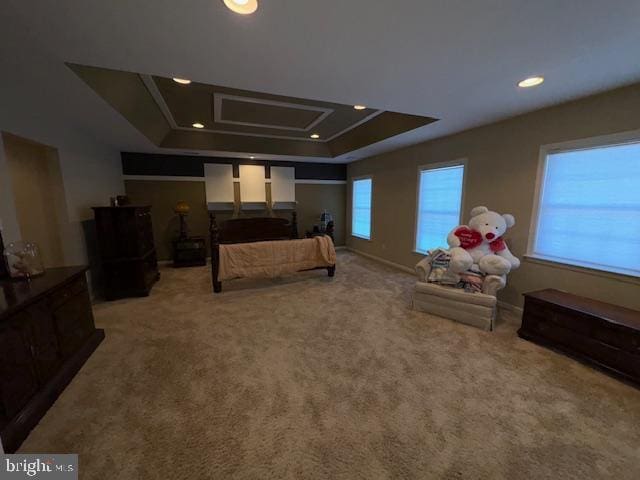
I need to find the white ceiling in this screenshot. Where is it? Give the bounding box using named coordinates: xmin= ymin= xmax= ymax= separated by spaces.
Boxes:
xmin=2 ymin=0 xmax=640 ymax=163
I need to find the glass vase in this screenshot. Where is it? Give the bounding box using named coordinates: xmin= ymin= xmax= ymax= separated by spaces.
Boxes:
xmin=4 ymin=241 xmax=45 ymax=279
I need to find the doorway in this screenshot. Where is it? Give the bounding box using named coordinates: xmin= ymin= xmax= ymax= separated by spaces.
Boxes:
xmin=2 ymin=132 xmax=66 ymax=268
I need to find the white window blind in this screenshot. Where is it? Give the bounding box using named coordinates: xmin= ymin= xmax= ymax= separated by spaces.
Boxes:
xmin=533 ymin=141 xmax=640 ymax=276
xmin=352 ymin=178 xmax=372 ymax=239
xmin=415 ymin=165 xmax=464 ymax=254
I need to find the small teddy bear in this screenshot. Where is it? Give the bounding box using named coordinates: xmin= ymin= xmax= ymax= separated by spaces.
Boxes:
xmin=446 ymin=206 xmax=520 ymax=276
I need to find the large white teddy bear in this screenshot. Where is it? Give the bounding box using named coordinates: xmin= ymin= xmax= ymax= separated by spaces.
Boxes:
xmin=446 ymin=206 xmax=520 ymax=276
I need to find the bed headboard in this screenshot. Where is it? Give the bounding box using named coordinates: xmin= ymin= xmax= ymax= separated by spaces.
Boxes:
xmin=209 ymin=212 xmax=298 ymax=245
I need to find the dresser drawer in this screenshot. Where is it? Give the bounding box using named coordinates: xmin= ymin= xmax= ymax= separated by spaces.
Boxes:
xmin=550 ymin=308 xmax=594 ymax=337
xmin=523 ymin=299 xmax=592 ymax=337
xmin=591 ymin=324 xmax=640 ymax=353
xmin=533 ymin=319 xmax=639 ymax=374
xmin=49 ymin=276 xmax=87 ymax=310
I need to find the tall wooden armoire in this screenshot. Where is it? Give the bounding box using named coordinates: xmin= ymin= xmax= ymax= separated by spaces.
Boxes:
xmin=92 ymin=206 xmax=160 ymax=300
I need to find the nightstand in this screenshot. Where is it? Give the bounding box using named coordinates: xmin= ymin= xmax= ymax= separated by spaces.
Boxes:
xmin=173 ymin=236 xmax=207 ymax=268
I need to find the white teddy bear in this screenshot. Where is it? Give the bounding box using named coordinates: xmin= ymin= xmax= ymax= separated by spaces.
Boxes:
xmin=446 ymin=206 xmax=521 ymax=276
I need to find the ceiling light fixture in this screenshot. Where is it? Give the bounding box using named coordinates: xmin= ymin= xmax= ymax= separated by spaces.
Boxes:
xmin=249 ymin=156 xmax=255 ymax=159
xmin=310 ymin=134 xmax=320 ymax=139
xmin=173 ymin=78 xmax=192 ymax=85
xmin=192 ymin=123 xmax=205 ymax=129
xmin=222 ymin=0 xmax=258 ymax=15
xmin=353 ymin=105 xmax=367 ymax=110
xmin=518 ymin=76 xmax=544 ymax=88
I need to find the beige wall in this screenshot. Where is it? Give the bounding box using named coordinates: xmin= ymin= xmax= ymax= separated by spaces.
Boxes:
xmin=0 ymin=35 xmax=124 ymax=271
xmin=3 ymin=133 xmax=65 ymax=268
xmin=293 ymin=183 xmax=346 ymax=247
xmin=347 ymin=83 xmax=640 ymax=310
xmin=125 ymin=180 xmax=346 ymax=261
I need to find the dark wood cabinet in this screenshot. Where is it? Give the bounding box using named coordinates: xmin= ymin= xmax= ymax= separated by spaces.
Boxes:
xmin=0 ymin=322 xmax=39 ymax=420
xmin=93 ymin=206 xmax=160 ymax=300
xmin=26 ymin=302 xmax=62 ymax=383
xmin=0 ymin=267 xmax=104 ymax=452
xmin=519 ymin=289 xmax=640 ymax=387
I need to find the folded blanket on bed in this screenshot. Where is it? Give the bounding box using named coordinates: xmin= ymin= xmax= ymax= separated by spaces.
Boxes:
xmin=217 ymin=235 xmax=336 ymax=281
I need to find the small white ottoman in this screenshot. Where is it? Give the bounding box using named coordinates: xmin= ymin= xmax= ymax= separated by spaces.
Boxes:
xmin=412 ymin=281 xmax=497 ymax=331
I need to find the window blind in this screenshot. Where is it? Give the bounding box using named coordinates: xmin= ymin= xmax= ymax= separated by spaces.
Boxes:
xmin=534 ymin=141 xmax=640 ymax=276
xmin=352 ymin=178 xmax=372 ymax=239
xmin=415 ymin=165 xmax=464 ymax=254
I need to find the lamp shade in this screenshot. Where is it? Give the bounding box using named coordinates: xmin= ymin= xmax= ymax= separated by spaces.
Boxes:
xmin=320 ymin=211 xmax=333 ymax=223
xmin=174 ymin=201 xmax=190 ymax=215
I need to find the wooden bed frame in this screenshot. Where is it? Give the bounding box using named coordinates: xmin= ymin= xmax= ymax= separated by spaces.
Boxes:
xmin=209 ymin=212 xmax=335 ymax=293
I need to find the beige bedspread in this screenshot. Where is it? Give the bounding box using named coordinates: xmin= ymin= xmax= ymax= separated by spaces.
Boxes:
xmin=217 ymin=236 xmax=336 ymax=281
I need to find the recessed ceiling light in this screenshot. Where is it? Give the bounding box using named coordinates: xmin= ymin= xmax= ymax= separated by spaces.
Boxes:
xmin=192 ymin=123 xmax=205 ymax=129
xmin=353 ymin=105 xmax=367 ymax=110
xmin=173 ymin=78 xmax=191 ymax=85
xmin=310 ymin=134 xmax=320 ymax=139
xmin=222 ymin=0 xmax=258 ymax=14
xmin=249 ymin=156 xmax=255 ymax=159
xmin=518 ymin=76 xmax=544 ymax=88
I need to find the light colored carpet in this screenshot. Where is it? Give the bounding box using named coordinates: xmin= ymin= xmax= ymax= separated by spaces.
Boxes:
xmin=20 ymin=252 xmax=640 ymax=479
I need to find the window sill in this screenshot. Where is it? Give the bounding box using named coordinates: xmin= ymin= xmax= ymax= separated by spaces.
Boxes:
xmin=351 ymin=234 xmax=371 ymax=241
xmin=523 ymin=254 xmax=640 ymax=286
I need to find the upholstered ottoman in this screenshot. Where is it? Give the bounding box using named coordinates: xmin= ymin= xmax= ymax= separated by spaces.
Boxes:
xmin=412 ymin=256 xmax=506 ymax=331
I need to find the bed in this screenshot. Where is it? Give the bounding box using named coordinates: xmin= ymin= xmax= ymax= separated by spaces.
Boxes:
xmin=209 ymin=212 xmax=336 ymax=293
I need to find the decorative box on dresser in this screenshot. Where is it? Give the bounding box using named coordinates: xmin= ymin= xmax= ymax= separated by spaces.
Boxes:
xmin=92 ymin=206 xmax=160 ymax=300
xmin=519 ymin=289 xmax=640 ymax=387
xmin=0 ymin=267 xmax=104 ymax=452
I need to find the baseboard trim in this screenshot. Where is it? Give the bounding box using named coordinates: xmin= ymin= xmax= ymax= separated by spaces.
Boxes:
xmin=498 ymin=301 xmax=523 ymax=315
xmin=346 ymin=247 xmax=415 ymax=275
xmin=497 ymin=301 xmax=523 ymax=326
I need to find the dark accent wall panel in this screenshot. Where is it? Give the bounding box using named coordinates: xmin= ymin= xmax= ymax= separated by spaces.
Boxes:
xmin=121 ymin=152 xmax=346 ymax=180
xmin=121 ymin=153 xmax=206 ymax=177
xmin=286 ymin=162 xmax=347 ymax=181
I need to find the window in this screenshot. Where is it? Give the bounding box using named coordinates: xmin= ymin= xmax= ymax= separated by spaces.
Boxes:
xmin=531 ymin=140 xmax=640 ymax=277
xmin=415 ymin=163 xmax=465 ymax=254
xmin=352 ymin=177 xmax=372 ymax=239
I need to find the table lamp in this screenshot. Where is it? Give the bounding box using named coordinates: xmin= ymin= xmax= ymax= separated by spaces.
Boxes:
xmin=320 ymin=210 xmax=333 ymax=230
xmin=174 ymin=201 xmax=190 ymax=240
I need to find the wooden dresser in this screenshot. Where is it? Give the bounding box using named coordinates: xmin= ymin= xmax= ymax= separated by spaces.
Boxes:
xmin=0 ymin=267 xmax=105 ymax=452
xmin=519 ymin=289 xmax=640 ymax=386
xmin=93 ymin=206 xmax=160 ymax=300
